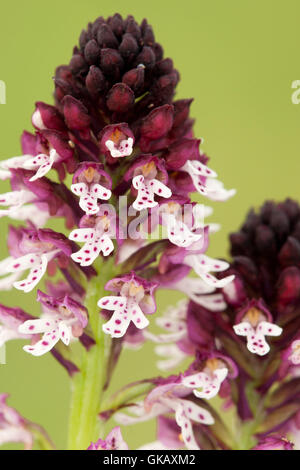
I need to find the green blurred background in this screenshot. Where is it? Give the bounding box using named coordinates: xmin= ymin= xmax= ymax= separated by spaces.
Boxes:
xmin=0 ymin=0 xmax=299 ymax=450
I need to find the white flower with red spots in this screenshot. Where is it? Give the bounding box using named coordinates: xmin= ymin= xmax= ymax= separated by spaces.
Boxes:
xmin=132 ymin=174 xmax=172 ymax=211
xmin=18 ymin=291 xmax=88 ymax=356
xmin=185 ymin=253 xmax=235 ymax=288
xmin=182 ymin=361 xmax=228 ymax=400
xmin=233 ymin=302 xmax=282 ymax=356
xmin=124 ymin=157 xmax=172 ymax=211
xmin=0 ymin=251 xmax=56 ymax=293
xmin=181 ymin=159 xmax=235 ymax=201
xmin=115 ymin=380 xmax=214 ymax=450
xmin=69 ymin=215 xmax=114 ymax=266
xmin=159 ymin=202 xmax=203 ymax=248
xmin=98 ymin=273 xmax=157 ymax=339
xmin=234 ymin=321 xmax=282 ymax=356
xmin=70 ymin=163 xmax=112 ymax=215
xmin=0 ymin=149 xmax=59 ymax=182
xmin=105 ymin=137 xmax=134 ymax=158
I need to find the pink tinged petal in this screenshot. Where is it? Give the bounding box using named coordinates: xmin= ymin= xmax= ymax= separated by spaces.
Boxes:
xmin=13 ymin=254 xmax=48 ymax=293
xmin=18 ymin=318 xmax=56 ymax=335
xmin=97 ymin=296 xmax=128 ymax=311
xmin=69 ymin=228 xmax=95 ymax=242
xmin=144 ymin=329 xmax=186 ymax=344
xmin=115 ymin=402 xmax=167 ymax=425
xmin=106 ymin=427 xmax=129 ymax=450
xmin=203 ymin=179 xmax=236 ymax=202
xmin=156 ymin=315 xmax=186 ymax=333
xmin=27 ymin=150 xmax=57 ymax=182
xmin=105 ymin=137 xmax=134 ymax=158
xmin=102 ymin=309 xmax=131 ymax=338
xmin=154 ymin=344 xmax=188 ymax=371
xmin=0 ymin=272 xmax=22 ymax=291
xmin=129 ymin=303 xmax=149 ymax=330
xmin=0 ymin=190 xmax=34 ymax=207
xmin=0 ymin=169 xmax=12 ymax=180
xmin=167 ymin=216 xmax=202 ymax=248
xmin=6 ymin=205 xmax=50 ymax=227
xmin=58 ymin=321 xmax=72 ymax=346
xmin=23 ymin=330 xmax=60 ymax=356
xmin=0 ymin=427 xmax=33 ymax=448
xmin=174 ymin=405 xmax=200 ymax=450
xmin=0 ymin=154 xmax=31 ymax=170
xmin=90 ymin=183 xmax=112 ymax=201
xmin=0 ymin=326 xmax=23 ymax=346
xmin=132 ymin=175 xmax=157 ymax=211
xmin=191 ymin=293 xmax=227 ymax=311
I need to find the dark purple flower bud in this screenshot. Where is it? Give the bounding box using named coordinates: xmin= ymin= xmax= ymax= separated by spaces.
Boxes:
xmin=69 ymin=54 xmax=88 ymax=75
xmin=84 ymin=39 xmax=100 ymax=65
xmin=125 ymin=16 xmax=141 ymax=41
xmin=134 ymin=46 xmax=156 ymax=69
xmin=32 ymin=102 xmax=66 ymax=132
xmin=278 ymin=237 xmax=300 ymax=268
xmin=119 ymin=33 xmax=139 ymax=59
xmin=122 ymin=67 xmax=144 ymax=93
xmin=85 ymin=66 xmax=106 ymax=96
xmin=106 ymin=83 xmax=134 ymax=113
xmin=100 ymin=48 xmax=124 ymax=76
xmin=107 ymin=13 xmax=124 ymax=38
xmin=97 ymin=23 xmax=119 ymax=48
xmin=165 ymin=138 xmax=201 ymax=170
xmin=140 ymin=104 xmax=174 ymax=141
xmin=276 ymin=266 xmax=300 ymax=314
xmin=62 ymin=95 xmax=91 ymax=131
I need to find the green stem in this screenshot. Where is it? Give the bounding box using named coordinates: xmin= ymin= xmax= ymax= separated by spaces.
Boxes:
xmin=67 ymin=256 xmax=118 ymax=450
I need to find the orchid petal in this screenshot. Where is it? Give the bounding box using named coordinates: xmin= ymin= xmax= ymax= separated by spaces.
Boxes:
xmin=129 ymin=303 xmax=149 ymax=329
xmin=13 ymin=254 xmax=48 ymax=293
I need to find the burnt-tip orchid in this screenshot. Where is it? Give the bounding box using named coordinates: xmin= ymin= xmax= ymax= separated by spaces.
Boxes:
xmin=98 ymin=273 xmax=157 ymax=338
xmin=19 ymin=290 xmax=88 ymax=356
